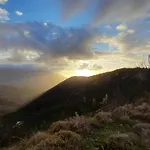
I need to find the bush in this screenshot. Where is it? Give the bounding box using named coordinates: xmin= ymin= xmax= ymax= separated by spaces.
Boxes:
xmin=133 ymin=123 xmax=150 ymax=148
xmin=94 ymin=112 xmax=113 ymax=124
xmin=49 ymin=121 xmax=72 ymax=133
xmin=133 ymin=123 xmax=150 ymax=134
xmin=131 ymin=103 xmax=150 ymax=121
xmin=112 ymin=102 xmax=150 ymax=122
xmin=49 ymin=116 xmax=92 ymax=134
xmin=112 ymin=104 xmax=133 ymax=120
xmin=25 ymin=132 xmax=49 ymax=147
xmin=3 ymin=130 xmax=82 ymax=150
xmin=2 ymin=132 xmax=50 ymax=150
xmin=104 ymin=133 xmax=139 ymax=150
xmin=29 ymin=130 xmax=82 ymax=150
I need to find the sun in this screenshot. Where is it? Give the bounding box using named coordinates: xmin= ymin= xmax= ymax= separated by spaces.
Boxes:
xmin=76 ymin=69 xmax=93 ymax=77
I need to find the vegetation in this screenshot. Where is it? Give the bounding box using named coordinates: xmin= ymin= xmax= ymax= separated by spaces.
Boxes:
xmin=1 ymin=68 xmax=150 ymax=149
xmin=1 ymin=98 xmax=150 ymax=150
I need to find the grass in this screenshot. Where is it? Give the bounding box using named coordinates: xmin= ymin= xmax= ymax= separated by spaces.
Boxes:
xmin=1 ymin=100 xmax=150 ymax=150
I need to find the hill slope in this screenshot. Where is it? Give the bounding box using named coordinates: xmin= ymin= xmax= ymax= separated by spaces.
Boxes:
xmin=1 ymin=68 xmax=150 ymax=145
xmin=2 ymin=97 xmax=150 ymax=150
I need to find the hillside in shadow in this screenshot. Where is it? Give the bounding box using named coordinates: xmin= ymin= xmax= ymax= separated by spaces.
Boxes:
xmin=1 ymin=68 xmax=150 ymax=146
xmin=2 ymin=100 xmax=150 ymax=150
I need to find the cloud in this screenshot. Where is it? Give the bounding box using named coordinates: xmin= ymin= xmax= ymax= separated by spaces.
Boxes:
xmin=78 ymin=62 xmax=102 ymax=70
xmin=0 ymin=21 xmax=149 ymax=73
xmin=116 ymin=24 xmax=136 ymax=34
xmin=79 ymin=63 xmax=89 ymax=69
xmin=0 ymin=22 xmax=100 ymax=63
xmin=0 ymin=8 xmax=9 ymax=20
xmin=97 ymin=25 xmax=150 ymax=53
xmin=16 ymin=10 xmax=23 ymax=16
xmin=90 ymin=64 xmax=102 ymax=70
xmin=0 ymin=0 xmax=8 ymax=4
xmin=127 ymin=29 xmax=135 ymax=34
xmin=116 ymin=24 xmax=128 ymax=31
xmin=61 ymin=0 xmax=150 ymax=23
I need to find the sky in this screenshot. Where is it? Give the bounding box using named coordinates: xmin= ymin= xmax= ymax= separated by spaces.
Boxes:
xmin=0 ymin=0 xmax=150 ymax=77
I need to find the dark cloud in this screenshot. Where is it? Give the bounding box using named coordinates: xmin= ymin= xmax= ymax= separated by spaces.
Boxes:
xmin=0 ymin=22 xmax=100 ymax=62
xmin=61 ymin=0 xmax=150 ymax=23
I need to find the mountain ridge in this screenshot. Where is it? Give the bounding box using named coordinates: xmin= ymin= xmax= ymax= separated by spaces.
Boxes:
xmin=1 ymin=67 xmax=150 ymax=146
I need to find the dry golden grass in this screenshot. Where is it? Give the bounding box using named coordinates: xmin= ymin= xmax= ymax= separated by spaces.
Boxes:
xmin=3 ymin=130 xmax=82 ymax=150
xmin=112 ymin=102 xmax=150 ymax=123
xmin=94 ymin=111 xmax=113 ymax=123
xmin=2 ymin=100 xmax=150 ymax=150
xmin=49 ymin=116 xmax=92 ymax=134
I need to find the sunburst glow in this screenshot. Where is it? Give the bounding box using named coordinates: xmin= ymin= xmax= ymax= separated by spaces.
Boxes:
xmin=76 ymin=69 xmax=93 ymax=77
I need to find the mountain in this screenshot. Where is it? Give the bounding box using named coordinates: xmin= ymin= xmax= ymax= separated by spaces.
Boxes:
xmin=1 ymin=68 xmax=150 ymax=145
xmin=0 ymin=85 xmax=23 ymax=115
xmin=15 ymin=71 xmax=66 ymax=101
xmin=0 ymin=68 xmax=66 ymax=114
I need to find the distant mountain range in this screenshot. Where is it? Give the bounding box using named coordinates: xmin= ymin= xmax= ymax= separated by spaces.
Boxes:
xmin=0 ymin=68 xmax=66 ymax=114
xmin=1 ymin=68 xmax=150 ymax=145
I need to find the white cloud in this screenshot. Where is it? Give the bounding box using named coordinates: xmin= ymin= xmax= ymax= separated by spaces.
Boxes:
xmin=97 ymin=27 xmax=150 ymax=53
xmin=44 ymin=22 xmax=48 ymax=26
xmin=105 ymin=25 xmax=112 ymax=29
xmin=0 ymin=0 xmax=8 ymax=4
xmin=127 ymin=29 xmax=135 ymax=34
xmin=0 ymin=8 xmax=9 ymax=21
xmin=116 ymin=24 xmax=128 ymax=31
xmin=15 ymin=10 xmax=23 ymax=16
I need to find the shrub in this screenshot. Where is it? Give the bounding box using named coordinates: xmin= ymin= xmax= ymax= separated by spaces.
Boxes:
xmin=29 ymin=130 xmax=82 ymax=150
xmin=25 ymin=132 xmax=49 ymax=147
xmin=134 ymin=103 xmax=150 ymax=112
xmin=112 ymin=102 xmax=150 ymax=122
xmin=104 ymin=133 xmax=139 ymax=150
xmin=49 ymin=121 xmax=72 ymax=133
xmin=112 ymin=104 xmax=133 ymax=120
xmin=3 ymin=130 xmax=82 ymax=150
xmin=94 ymin=112 xmax=113 ymax=124
xmin=3 ymin=132 xmax=50 ymax=150
xmin=133 ymin=123 xmax=150 ymax=148
xmin=130 ymin=103 xmax=150 ymax=121
xmin=49 ymin=116 xmax=92 ymax=134
xmin=54 ymin=130 xmax=82 ymax=146
xmin=133 ymin=123 xmax=150 ymax=134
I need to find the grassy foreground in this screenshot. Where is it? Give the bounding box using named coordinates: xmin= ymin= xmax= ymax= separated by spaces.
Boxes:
xmin=1 ymin=97 xmax=150 ymax=150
